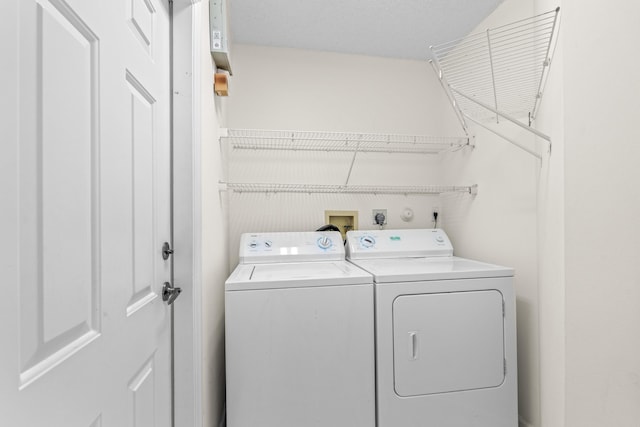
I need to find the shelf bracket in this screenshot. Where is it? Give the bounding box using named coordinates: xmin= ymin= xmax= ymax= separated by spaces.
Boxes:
xmin=452 ymin=88 xmax=551 ymax=143
xmin=344 ymin=139 xmax=361 ymax=186
xmin=428 ymin=59 xmax=469 ymax=136
xmin=486 ymin=28 xmax=500 ymax=124
xmin=532 ymin=7 xmax=561 ymax=120
xmin=464 ymin=114 xmax=543 ymax=160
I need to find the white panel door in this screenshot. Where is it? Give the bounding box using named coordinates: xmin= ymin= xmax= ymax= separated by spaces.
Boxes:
xmin=1 ymin=0 xmax=173 ymax=425
xmin=393 ymin=290 xmax=505 ymax=396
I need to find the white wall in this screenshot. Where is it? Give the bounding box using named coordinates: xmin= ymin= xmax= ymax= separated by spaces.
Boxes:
xmin=534 ymin=0 xmax=566 ymax=426
xmin=199 ymin=3 xmax=228 ymax=426
xmin=224 ymin=44 xmax=463 ymax=268
xmin=226 ymin=44 xmax=458 ymax=133
xmin=441 ymin=1 xmax=640 ymax=426
xmin=438 ymin=1 xmax=543 ymax=426
xmin=562 ymin=1 xmax=640 ymax=426
xmin=441 ymin=129 xmax=540 ymax=427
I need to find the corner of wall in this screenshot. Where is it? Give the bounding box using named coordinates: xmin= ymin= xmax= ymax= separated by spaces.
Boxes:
xmin=534 ymin=1 xmax=566 ymax=427
xmin=200 ymin=2 xmax=229 ymax=426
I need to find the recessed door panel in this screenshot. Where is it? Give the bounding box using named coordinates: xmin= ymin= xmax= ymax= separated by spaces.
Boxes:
xmin=128 ymin=355 xmax=157 ymax=427
xmin=127 ymin=0 xmax=156 ymax=56
xmin=126 ymin=70 xmax=158 ymax=315
xmin=19 ymin=0 xmax=101 ymax=388
xmin=89 ymin=415 xmax=102 ymax=427
xmin=393 ymin=290 xmax=505 ymax=396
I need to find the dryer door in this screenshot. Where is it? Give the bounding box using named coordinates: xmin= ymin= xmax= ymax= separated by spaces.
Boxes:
xmin=393 ymin=290 xmax=505 ymax=396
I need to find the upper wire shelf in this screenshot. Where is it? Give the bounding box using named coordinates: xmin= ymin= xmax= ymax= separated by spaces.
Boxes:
xmin=429 ymin=7 xmax=560 ymax=154
xmin=219 ymin=182 xmax=478 ymax=196
xmin=220 ymin=128 xmax=471 ymax=155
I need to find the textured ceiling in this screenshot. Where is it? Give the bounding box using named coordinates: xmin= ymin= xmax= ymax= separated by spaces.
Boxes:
xmin=229 ymin=0 xmax=505 ymax=60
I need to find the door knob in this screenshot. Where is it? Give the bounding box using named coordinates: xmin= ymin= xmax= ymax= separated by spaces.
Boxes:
xmin=162 ymin=282 xmax=182 ymax=305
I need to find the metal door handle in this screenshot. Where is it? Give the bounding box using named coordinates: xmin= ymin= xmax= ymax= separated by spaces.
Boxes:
xmin=162 ymin=282 xmax=182 ymax=305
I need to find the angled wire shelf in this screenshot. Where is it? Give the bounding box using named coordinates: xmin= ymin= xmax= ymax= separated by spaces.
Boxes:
xmin=429 ymin=7 xmax=560 ymax=154
xmin=219 ymin=182 xmax=478 ymax=196
xmin=220 ymin=128 xmax=471 ymax=155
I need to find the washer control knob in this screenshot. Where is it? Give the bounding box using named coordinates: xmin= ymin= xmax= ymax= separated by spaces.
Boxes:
xmin=436 ymin=236 xmax=445 ymax=243
xmin=264 ymin=240 xmax=272 ymax=248
xmin=317 ymin=236 xmax=333 ymax=250
xmin=360 ymin=235 xmax=376 ymax=248
xmin=249 ymin=241 xmax=258 ymax=249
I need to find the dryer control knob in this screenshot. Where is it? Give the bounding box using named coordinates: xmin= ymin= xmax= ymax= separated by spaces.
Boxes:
xmin=436 ymin=236 xmax=445 ymax=243
xmin=360 ymin=235 xmax=376 ymax=248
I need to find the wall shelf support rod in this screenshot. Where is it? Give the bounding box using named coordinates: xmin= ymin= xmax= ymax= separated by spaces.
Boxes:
xmin=428 ymin=59 xmax=470 ymax=136
xmin=344 ymin=139 xmax=361 ymax=186
xmin=452 ymin=88 xmax=552 ymax=143
xmin=486 ymin=28 xmax=500 ymax=124
xmin=531 ymin=6 xmax=561 ymax=119
xmin=463 ymin=114 xmax=543 ymax=160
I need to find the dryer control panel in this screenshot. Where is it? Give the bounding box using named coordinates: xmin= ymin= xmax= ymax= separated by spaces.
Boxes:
xmin=239 ymin=231 xmax=344 ymax=264
xmin=346 ymin=229 xmax=453 ymax=259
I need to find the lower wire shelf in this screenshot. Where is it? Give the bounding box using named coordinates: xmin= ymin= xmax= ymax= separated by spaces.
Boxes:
xmin=219 ymin=182 xmax=478 ymax=196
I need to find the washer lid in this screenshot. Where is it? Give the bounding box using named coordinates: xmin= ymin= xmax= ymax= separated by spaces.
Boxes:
xmin=226 ymin=260 xmax=372 ymax=291
xmin=349 ymin=256 xmax=513 ymax=283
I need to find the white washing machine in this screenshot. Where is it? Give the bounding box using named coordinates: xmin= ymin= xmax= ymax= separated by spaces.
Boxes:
xmin=346 ymin=228 xmax=518 ymax=427
xmin=225 ymin=231 xmax=375 ymax=427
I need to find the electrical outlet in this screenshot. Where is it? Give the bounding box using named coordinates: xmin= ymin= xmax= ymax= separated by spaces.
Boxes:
xmin=372 ymin=209 xmax=387 ymax=225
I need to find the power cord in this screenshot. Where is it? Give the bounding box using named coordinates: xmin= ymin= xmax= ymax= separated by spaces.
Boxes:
xmin=433 ymin=211 xmax=438 ymax=229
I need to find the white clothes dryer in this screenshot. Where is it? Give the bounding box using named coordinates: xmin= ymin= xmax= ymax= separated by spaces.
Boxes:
xmin=346 ymin=229 xmax=518 ymax=427
xmin=225 ymin=231 xmax=375 ymax=427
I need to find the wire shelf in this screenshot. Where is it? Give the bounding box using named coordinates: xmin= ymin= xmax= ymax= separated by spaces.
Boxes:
xmin=219 ymin=182 xmax=478 ymax=196
xmin=221 ymin=128 xmax=471 ymax=154
xmin=430 ymin=8 xmax=560 ymax=126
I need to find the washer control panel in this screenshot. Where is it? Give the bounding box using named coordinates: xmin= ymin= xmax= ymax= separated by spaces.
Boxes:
xmin=345 ymin=229 xmax=454 ymax=260
xmin=316 ymin=236 xmax=334 ymax=250
xmin=239 ymin=231 xmax=344 ymax=264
